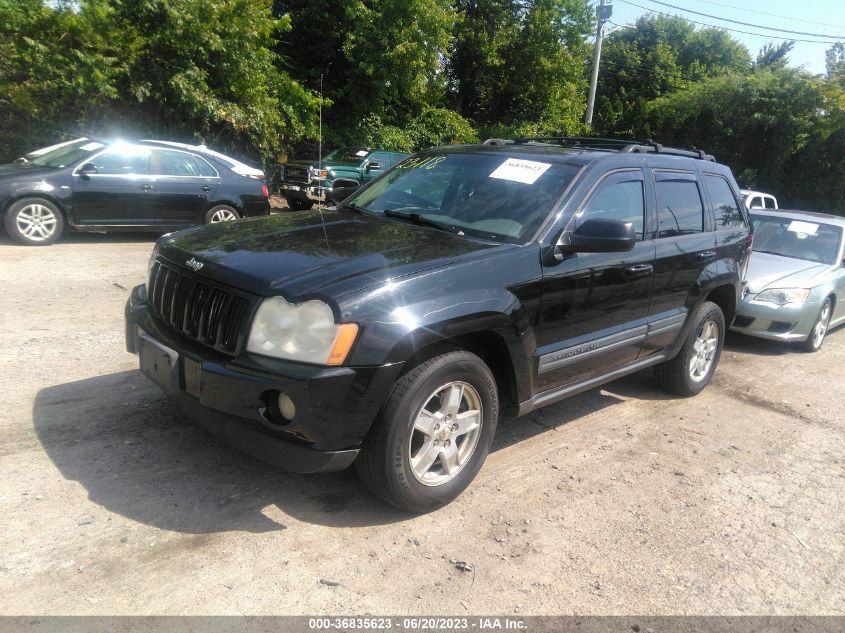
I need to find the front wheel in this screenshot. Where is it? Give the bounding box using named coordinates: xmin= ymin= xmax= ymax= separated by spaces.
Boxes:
xmin=654 ymin=301 xmax=725 ymax=397
xmin=356 ymin=351 xmax=499 ymax=513
xmin=800 ymin=298 xmax=832 ymax=353
xmin=4 ymin=197 xmax=64 ymax=245
xmin=286 ymin=197 xmax=313 ymax=211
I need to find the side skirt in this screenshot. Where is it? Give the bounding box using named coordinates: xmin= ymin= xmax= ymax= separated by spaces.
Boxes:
xmin=516 ymin=353 xmax=667 ymax=417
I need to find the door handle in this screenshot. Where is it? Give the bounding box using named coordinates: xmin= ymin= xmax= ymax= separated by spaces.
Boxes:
xmin=140 ymin=184 xmax=154 ymax=191
xmin=696 ymin=250 xmax=717 ymax=261
xmin=200 ymin=185 xmax=212 ymax=192
xmin=625 ymin=263 xmax=653 ymax=278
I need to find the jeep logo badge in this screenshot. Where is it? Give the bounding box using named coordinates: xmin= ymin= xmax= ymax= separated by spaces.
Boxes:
xmin=185 ymin=257 xmax=204 ymax=272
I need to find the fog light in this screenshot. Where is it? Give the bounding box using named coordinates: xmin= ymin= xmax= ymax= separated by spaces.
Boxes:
xmin=278 ymin=392 xmax=296 ymax=421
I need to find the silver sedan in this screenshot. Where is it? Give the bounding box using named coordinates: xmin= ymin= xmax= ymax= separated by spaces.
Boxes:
xmin=731 ymin=209 xmax=845 ymax=352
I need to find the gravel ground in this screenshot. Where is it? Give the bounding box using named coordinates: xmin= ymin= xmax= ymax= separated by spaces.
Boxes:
xmin=0 ymin=229 xmax=843 ymax=615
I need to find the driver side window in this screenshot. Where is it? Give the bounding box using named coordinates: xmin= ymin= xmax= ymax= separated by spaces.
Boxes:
xmin=576 ymin=171 xmax=645 ymax=240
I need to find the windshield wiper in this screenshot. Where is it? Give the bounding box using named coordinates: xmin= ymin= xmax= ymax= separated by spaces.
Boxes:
xmin=383 ymin=210 xmax=464 ymax=235
xmin=341 ymin=202 xmax=369 ymax=214
xmin=755 ymin=249 xmax=795 ymax=258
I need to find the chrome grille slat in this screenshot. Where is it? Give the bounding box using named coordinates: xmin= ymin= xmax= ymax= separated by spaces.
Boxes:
xmin=146 ymin=259 xmax=252 ymax=354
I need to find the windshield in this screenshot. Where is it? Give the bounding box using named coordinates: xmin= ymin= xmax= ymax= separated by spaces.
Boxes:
xmin=751 ymin=214 xmax=843 ymax=265
xmin=346 ymin=152 xmax=580 ymax=244
xmin=324 ymin=147 xmax=370 ymax=165
xmin=28 ymin=139 xmax=104 ymax=169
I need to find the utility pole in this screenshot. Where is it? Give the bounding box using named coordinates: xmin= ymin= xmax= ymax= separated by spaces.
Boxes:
xmin=585 ymin=0 xmax=613 ymax=126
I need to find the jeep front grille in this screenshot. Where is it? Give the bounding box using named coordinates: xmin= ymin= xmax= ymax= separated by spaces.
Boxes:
xmin=147 ymin=259 xmax=253 ymax=354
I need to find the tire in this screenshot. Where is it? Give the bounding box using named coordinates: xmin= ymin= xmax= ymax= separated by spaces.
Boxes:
xmin=286 ymin=197 xmax=313 ymax=211
xmin=204 ymin=205 xmax=240 ymax=224
xmin=800 ymin=298 xmax=832 ymax=353
xmin=654 ymin=301 xmax=726 ymax=397
xmin=356 ymin=351 xmax=499 ymax=513
xmin=3 ymin=197 xmax=64 ymax=245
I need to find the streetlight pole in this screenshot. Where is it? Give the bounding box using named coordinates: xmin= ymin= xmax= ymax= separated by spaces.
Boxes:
xmin=585 ymin=0 xmax=613 ymax=126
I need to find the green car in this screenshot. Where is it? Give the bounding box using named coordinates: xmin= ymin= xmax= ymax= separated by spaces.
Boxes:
xmin=280 ymin=147 xmax=409 ymax=210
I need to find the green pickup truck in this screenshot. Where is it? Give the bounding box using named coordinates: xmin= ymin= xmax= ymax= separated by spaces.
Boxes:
xmin=279 ymin=147 xmax=409 ymax=210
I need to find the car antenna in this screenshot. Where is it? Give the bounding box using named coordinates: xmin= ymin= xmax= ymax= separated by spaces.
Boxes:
xmin=316 ymin=73 xmax=330 ymax=250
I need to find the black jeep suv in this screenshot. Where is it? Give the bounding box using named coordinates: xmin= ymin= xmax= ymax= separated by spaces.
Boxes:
xmin=125 ymin=139 xmax=752 ymax=513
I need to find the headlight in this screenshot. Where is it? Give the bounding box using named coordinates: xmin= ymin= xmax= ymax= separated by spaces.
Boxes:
xmin=246 ymin=297 xmax=358 ymax=365
xmin=310 ymin=168 xmax=328 ymax=178
xmin=754 ymin=288 xmax=811 ymax=305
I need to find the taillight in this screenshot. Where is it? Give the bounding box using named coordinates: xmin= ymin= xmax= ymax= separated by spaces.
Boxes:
xmin=261 ymin=184 xmax=269 ymax=198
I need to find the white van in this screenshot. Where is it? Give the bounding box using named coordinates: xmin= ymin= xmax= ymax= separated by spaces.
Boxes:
xmin=740 ymin=189 xmax=778 ymax=210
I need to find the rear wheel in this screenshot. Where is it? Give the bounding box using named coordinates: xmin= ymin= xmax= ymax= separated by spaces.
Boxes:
xmin=286 ymin=197 xmax=313 ymax=211
xmin=654 ymin=301 xmax=725 ymax=397
xmin=3 ymin=197 xmax=64 ymax=245
xmin=800 ymin=298 xmax=832 ymax=353
xmin=204 ymin=205 xmax=240 ymax=224
xmin=356 ymin=351 xmax=498 ymax=513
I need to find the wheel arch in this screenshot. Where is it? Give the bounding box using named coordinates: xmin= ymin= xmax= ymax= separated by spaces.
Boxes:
xmin=394 ymin=329 xmax=520 ymax=408
xmin=3 ymin=193 xmax=70 ymax=223
xmin=704 ymin=283 xmax=739 ymax=326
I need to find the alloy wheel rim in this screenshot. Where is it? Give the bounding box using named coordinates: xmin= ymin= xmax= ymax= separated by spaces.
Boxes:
xmin=16 ymin=204 xmax=57 ymax=241
xmin=408 ymin=381 xmax=483 ymax=487
xmin=689 ymin=320 xmax=719 ymax=383
xmin=813 ymin=304 xmax=830 ymax=348
xmin=210 ymin=208 xmax=237 ymax=223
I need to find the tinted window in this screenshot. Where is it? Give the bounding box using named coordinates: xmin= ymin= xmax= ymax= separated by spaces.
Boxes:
xmin=577 ymin=173 xmax=645 ymax=239
xmin=151 ymin=149 xmax=211 ymax=177
xmin=89 ymin=145 xmax=150 ymax=175
xmin=751 ymin=214 xmax=843 ymax=265
xmin=348 ymin=152 xmax=580 ymax=243
xmin=704 ymin=175 xmax=745 ymax=230
xmin=764 ymin=196 xmax=777 ymax=209
xmin=655 ymin=177 xmax=704 ymax=237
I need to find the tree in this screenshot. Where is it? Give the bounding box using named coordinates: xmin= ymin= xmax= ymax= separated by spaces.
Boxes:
xmin=755 ymin=41 xmax=794 ymax=71
xmin=447 ymin=0 xmax=592 ymax=134
xmin=594 ymin=14 xmax=750 ymax=136
xmin=648 ymin=69 xmax=824 ymax=202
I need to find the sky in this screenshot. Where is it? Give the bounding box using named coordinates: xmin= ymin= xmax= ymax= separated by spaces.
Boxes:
xmin=604 ymin=0 xmax=845 ymax=75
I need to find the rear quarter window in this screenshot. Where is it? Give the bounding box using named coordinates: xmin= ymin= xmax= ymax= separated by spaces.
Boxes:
xmin=704 ymin=174 xmax=746 ymax=230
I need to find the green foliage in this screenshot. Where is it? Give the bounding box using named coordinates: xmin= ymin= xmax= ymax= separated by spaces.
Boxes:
xmin=447 ymin=0 xmax=592 ymax=133
xmin=646 ymin=69 xmax=832 ymax=208
xmin=595 ymin=14 xmax=751 ymax=135
xmin=352 ymin=108 xmax=478 ymax=152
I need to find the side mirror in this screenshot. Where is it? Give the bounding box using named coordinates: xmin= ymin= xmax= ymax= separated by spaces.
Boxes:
xmin=366 ymin=161 xmax=382 ymax=172
xmin=79 ymin=163 xmax=99 ymax=178
xmin=560 ymin=218 xmax=637 ymax=255
xmin=327 ymin=178 xmax=361 ymax=204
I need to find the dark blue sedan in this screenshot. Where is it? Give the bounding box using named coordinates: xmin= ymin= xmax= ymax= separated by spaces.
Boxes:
xmin=1 ymin=138 xmax=270 ymax=245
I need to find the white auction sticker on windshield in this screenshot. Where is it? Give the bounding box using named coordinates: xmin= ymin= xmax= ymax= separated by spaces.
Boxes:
xmin=355 ymin=150 xmax=368 ymax=157
xmin=489 ymin=157 xmax=552 ymax=184
xmin=787 ymin=220 xmax=819 ymax=235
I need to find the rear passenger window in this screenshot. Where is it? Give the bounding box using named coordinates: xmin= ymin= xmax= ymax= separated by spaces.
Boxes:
xmin=192 ymin=155 xmax=217 ymax=177
xmin=151 ymin=149 xmax=206 ymax=177
xmin=577 ymin=171 xmax=645 ymax=239
xmin=704 ymin=175 xmax=745 ymax=230
xmin=655 ymin=176 xmax=705 ymax=237
xmin=764 ymin=196 xmax=777 ymax=209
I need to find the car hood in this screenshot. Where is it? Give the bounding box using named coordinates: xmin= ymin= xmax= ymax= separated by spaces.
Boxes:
xmin=0 ymin=163 xmax=56 ymax=179
xmin=745 ymin=251 xmax=829 ymax=293
xmin=156 ymin=210 xmax=503 ymax=298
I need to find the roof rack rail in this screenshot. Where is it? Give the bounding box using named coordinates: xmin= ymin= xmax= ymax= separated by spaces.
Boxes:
xmin=481 ymin=136 xmax=716 ymax=162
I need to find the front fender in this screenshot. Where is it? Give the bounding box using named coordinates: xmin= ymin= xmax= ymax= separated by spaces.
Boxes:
xmin=337 ymin=246 xmax=543 ymax=401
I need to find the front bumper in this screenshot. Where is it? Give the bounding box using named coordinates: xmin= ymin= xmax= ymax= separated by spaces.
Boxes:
xmin=125 ymin=284 xmax=403 ymax=473
xmin=280 ymin=182 xmax=310 ymax=200
xmin=730 ymin=292 xmax=823 ymax=342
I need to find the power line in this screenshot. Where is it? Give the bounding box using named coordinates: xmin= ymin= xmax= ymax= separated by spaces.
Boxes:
xmin=688 ymin=0 xmax=845 ymax=31
xmin=616 ymin=0 xmax=842 ymax=44
xmin=638 ymin=0 xmax=845 ymax=39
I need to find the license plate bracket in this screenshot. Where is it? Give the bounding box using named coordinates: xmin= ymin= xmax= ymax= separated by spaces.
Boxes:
xmin=139 ymin=334 xmax=180 ymax=394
